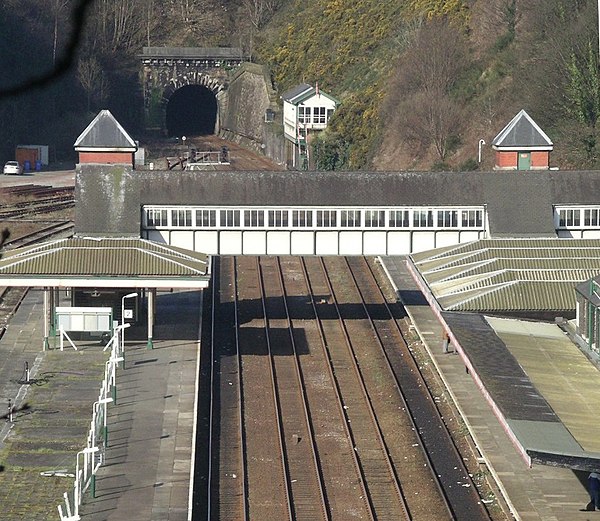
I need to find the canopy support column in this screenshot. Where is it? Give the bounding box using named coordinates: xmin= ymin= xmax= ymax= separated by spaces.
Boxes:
xmin=147 ymin=288 xmax=155 ymax=349
xmin=43 ymin=287 xmax=50 ymax=351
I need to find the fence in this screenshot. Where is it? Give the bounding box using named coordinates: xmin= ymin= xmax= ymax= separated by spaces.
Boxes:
xmin=57 ymin=325 xmax=126 ymax=520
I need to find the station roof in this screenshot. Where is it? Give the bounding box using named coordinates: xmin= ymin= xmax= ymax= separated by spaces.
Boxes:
xmin=0 ymin=237 xmax=210 ymax=289
xmin=408 ymin=238 xmax=600 ymax=312
xmin=444 ymin=313 xmax=600 ymax=470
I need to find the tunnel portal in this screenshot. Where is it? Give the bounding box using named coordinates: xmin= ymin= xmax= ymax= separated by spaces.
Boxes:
xmin=165 ymin=85 xmax=217 ymax=137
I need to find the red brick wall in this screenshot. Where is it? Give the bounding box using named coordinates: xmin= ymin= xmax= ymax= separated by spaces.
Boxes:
xmin=495 ymin=151 xmax=517 ymax=169
xmin=78 ymin=151 xmax=134 ymax=165
xmin=495 ymin=150 xmax=550 ymax=170
xmin=531 ymin=151 xmax=549 ymax=169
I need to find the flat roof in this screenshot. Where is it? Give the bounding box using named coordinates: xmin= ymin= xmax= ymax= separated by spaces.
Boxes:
xmin=445 ymin=313 xmax=600 ymax=470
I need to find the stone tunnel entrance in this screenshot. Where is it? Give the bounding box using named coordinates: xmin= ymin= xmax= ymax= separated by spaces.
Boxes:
xmin=165 ymin=85 xmax=218 ymax=137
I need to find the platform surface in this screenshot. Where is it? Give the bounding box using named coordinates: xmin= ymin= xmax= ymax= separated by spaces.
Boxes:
xmin=382 ymin=256 xmax=599 ymax=520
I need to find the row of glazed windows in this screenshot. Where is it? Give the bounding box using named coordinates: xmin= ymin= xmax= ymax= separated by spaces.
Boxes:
xmin=143 ymin=206 xmax=486 ymax=230
xmin=556 ymin=207 xmax=600 ymax=228
xmin=298 ymin=106 xmax=335 ymax=125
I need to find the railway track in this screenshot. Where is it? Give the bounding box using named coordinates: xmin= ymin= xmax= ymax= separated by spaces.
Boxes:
xmin=3 ymin=222 xmax=74 ymax=249
xmin=0 ymin=198 xmax=74 ymax=219
xmin=197 ymin=255 xmax=495 ymax=521
xmin=0 ymin=194 xmax=74 ymax=342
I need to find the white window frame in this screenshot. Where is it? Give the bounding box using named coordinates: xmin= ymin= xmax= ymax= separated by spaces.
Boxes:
xmin=146 ymin=208 xmax=168 ymax=228
xmin=268 ymin=210 xmax=288 ymax=227
xmin=220 ymin=209 xmax=241 ymax=228
xmin=413 ymin=209 xmax=434 ymax=227
xmin=292 ymin=210 xmax=313 ymax=227
xmin=171 ymin=209 xmax=192 ymax=227
xmin=196 ymin=209 xmax=217 ymax=227
xmin=317 ymin=210 xmax=337 ymax=227
xmin=365 ymin=210 xmax=385 ymax=228
xmin=437 ymin=209 xmax=458 ymax=228
xmin=389 ymin=210 xmax=410 ymax=228
xmin=244 ymin=209 xmax=264 ymax=227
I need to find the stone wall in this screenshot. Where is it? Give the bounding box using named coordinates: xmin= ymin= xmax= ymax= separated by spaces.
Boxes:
xmin=221 ymin=63 xmax=286 ymax=166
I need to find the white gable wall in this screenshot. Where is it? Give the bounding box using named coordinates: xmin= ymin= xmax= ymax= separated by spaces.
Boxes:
xmin=283 ymin=92 xmax=337 ymax=142
xmin=283 ymin=102 xmax=297 ymax=142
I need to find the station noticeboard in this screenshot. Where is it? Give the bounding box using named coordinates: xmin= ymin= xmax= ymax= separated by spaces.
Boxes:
xmin=55 ymin=307 xmax=113 ymax=333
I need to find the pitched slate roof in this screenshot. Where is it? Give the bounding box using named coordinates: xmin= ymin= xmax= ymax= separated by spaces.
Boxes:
xmin=281 ymin=83 xmax=339 ymax=105
xmin=121 ymin=169 xmax=600 ymax=239
xmin=492 ymin=109 xmax=553 ymax=150
xmin=0 ymin=238 xmax=210 ymax=289
xmin=409 ymin=238 xmax=600 ymax=312
xmin=74 ymin=110 xmax=137 ymax=151
xmin=281 ymin=83 xmax=314 ymax=104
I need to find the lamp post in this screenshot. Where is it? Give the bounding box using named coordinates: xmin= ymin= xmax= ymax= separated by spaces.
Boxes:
xmin=121 ymin=292 xmax=137 ymax=358
xmin=478 ymin=139 xmax=486 ymax=163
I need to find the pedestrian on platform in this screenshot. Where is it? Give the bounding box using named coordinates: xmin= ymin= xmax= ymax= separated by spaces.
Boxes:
xmin=583 ymin=472 xmax=600 ymax=511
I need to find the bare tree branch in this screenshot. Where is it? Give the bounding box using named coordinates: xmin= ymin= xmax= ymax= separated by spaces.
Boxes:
xmin=0 ymin=0 xmax=94 ymax=98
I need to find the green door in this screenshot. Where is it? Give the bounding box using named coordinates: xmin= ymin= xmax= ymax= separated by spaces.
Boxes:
xmin=517 ymin=151 xmax=531 ymax=170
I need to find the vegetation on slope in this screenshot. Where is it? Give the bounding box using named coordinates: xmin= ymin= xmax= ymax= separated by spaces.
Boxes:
xmin=1 ymin=0 xmax=600 ymax=171
xmin=259 ymin=0 xmax=600 ymax=171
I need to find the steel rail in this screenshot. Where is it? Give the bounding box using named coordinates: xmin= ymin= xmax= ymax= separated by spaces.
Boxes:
xmin=255 ymin=256 xmax=294 ymax=521
xmin=347 ymin=256 xmax=493 ymax=521
xmin=316 ymin=256 xmax=411 ymax=521
xmin=300 ymin=256 xmax=378 ymax=520
xmin=266 ymin=255 xmax=330 ymax=521
xmin=343 ymin=256 xmax=454 ymax=518
xmin=206 ymin=257 xmax=247 ymax=521
xmin=281 ymin=255 xmax=374 ymax=520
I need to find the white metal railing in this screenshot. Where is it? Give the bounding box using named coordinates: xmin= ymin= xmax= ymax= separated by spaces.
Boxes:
xmin=57 ymin=325 xmax=126 ymax=520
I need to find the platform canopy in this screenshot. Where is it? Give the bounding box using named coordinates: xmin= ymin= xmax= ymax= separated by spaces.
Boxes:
xmin=408 ymin=238 xmax=600 ymax=313
xmin=0 ymin=237 xmax=211 ymax=289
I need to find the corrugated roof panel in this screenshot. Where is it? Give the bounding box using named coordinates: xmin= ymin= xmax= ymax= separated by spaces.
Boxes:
xmin=0 ymin=238 xmax=209 ymax=278
xmin=409 ymin=238 xmax=600 ymax=313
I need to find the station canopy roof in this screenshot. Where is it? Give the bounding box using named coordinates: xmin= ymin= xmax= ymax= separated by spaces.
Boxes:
xmin=408 ymin=238 xmax=600 ymax=313
xmin=0 ymin=237 xmax=210 ymax=289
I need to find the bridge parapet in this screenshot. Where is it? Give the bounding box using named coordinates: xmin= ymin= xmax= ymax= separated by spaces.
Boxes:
xmin=141 ymin=46 xmax=245 ymax=67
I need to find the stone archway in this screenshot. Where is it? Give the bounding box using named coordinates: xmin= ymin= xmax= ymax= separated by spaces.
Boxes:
xmin=140 ymin=47 xmax=241 ymax=135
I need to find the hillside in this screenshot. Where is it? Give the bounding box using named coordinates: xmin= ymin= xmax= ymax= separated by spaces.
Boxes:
xmin=0 ymin=0 xmax=599 ymax=171
xmin=257 ymin=0 xmax=600 ymax=171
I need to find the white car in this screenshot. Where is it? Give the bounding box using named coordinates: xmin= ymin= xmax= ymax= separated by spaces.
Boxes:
xmin=3 ymin=161 xmax=23 ymax=175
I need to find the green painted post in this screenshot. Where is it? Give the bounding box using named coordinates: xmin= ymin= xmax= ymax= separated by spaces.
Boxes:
xmin=147 ymin=337 xmax=153 ymax=350
xmin=91 ymin=474 xmax=96 ymax=498
xmin=111 ymin=383 xmax=117 ymax=406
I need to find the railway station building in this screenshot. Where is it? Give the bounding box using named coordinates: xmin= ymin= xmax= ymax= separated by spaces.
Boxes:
xmin=3 ymin=109 xmax=600 ymax=475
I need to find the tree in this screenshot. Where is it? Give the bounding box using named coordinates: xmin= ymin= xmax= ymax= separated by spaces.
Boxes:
xmin=385 ymin=17 xmax=470 ymax=163
xmin=77 ymin=57 xmax=109 ymax=111
xmin=402 ymin=91 xmax=464 ymax=161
